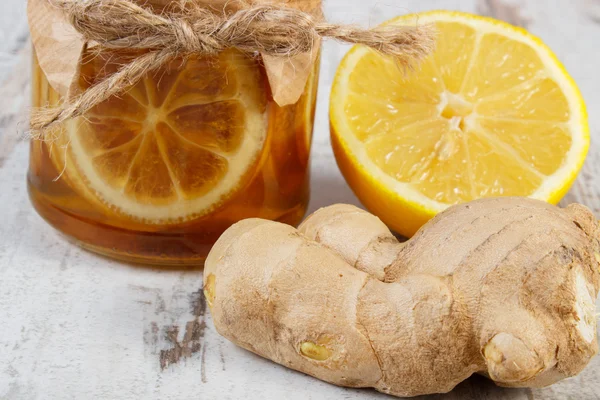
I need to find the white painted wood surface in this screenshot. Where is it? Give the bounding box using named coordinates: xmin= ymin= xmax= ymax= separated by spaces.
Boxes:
xmin=1 ymin=0 xmax=600 ymax=399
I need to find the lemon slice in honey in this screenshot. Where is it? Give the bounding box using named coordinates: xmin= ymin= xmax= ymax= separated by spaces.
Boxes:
xmin=61 ymin=49 xmax=267 ymax=223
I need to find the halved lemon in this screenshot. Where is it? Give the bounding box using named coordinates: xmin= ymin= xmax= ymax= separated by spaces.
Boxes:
xmin=330 ymin=11 xmax=589 ymax=237
xmin=52 ymin=49 xmax=267 ymax=224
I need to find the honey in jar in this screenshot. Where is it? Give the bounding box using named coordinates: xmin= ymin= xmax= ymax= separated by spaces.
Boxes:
xmin=28 ymin=47 xmax=319 ymax=265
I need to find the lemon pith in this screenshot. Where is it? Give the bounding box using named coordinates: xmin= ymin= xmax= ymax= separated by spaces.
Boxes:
xmin=330 ymin=11 xmax=589 ymax=237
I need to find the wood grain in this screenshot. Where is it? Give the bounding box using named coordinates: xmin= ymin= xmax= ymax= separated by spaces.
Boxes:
xmin=0 ymin=45 xmax=30 ymax=169
xmin=476 ymin=0 xmax=530 ymax=27
xmin=1 ymin=0 xmax=599 ymax=399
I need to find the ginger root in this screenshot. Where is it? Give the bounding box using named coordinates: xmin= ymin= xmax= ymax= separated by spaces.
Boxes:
xmin=204 ymin=198 xmax=600 ymax=397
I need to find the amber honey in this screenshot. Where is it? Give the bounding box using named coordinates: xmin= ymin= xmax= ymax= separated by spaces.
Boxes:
xmin=28 ymin=49 xmax=319 ymax=265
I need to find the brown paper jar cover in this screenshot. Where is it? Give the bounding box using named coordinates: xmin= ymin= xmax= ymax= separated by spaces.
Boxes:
xmin=27 ymin=0 xmax=322 ymax=106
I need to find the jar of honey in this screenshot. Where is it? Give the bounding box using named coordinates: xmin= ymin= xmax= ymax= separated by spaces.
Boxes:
xmin=28 ymin=43 xmax=319 ymax=265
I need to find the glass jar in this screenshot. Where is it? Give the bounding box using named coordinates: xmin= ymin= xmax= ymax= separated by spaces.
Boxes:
xmin=28 ymin=48 xmax=319 ymax=265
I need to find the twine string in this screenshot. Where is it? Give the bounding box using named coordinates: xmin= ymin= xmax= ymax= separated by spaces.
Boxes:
xmin=31 ymin=0 xmax=435 ymax=134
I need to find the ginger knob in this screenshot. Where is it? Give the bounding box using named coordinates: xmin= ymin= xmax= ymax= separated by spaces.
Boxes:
xmin=204 ymin=198 xmax=600 ymax=397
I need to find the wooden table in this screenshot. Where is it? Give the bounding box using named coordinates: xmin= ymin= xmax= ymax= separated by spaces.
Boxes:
xmin=1 ymin=0 xmax=599 ymax=399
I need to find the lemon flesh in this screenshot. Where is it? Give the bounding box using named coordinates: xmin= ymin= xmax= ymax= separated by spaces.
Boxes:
xmin=330 ymin=11 xmax=589 ymax=236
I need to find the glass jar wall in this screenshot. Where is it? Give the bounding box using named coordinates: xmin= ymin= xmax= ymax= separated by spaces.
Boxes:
xmin=28 ymin=49 xmax=319 ymax=265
